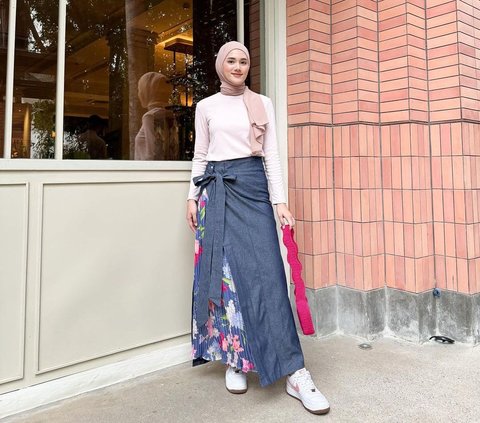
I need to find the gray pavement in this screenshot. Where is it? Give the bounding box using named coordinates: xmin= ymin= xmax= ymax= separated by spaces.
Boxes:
xmin=4 ymin=335 xmax=480 ymax=423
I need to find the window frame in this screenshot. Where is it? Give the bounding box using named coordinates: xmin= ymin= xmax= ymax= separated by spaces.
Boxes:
xmin=1 ymin=0 xmax=287 ymax=169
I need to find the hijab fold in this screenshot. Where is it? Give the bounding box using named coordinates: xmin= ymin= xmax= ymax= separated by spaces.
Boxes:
xmin=138 ymin=72 xmax=168 ymax=109
xmin=215 ymin=41 xmax=268 ymax=156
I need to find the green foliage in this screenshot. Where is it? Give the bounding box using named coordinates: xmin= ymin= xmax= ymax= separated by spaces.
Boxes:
xmin=63 ymin=132 xmax=90 ymax=159
xmin=31 ymin=99 xmax=55 ymax=158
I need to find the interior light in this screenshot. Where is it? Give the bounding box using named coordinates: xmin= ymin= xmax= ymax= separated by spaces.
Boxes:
xmin=162 ymin=36 xmax=193 ymax=46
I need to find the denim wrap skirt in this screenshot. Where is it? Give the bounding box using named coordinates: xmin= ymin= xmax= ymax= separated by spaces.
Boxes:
xmin=193 ymin=156 xmax=305 ymax=386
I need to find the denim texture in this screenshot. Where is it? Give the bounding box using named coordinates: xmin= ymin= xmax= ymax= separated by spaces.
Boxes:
xmin=193 ymin=156 xmax=304 ymax=386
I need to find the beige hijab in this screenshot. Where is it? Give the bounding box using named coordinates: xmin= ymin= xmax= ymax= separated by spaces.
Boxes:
xmin=138 ymin=72 xmax=168 ymax=109
xmin=215 ymin=41 xmax=268 ymax=156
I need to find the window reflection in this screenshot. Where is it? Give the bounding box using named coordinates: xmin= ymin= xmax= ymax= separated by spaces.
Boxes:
xmin=6 ymin=0 xmax=58 ymax=158
xmin=3 ymin=0 xmax=260 ymax=160
xmin=64 ymin=0 xmax=195 ymax=160
xmin=135 ymin=72 xmax=175 ymax=160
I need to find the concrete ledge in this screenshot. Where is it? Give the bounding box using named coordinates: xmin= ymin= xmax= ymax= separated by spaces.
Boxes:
xmin=337 ymin=286 xmax=386 ymax=339
xmin=294 ymin=285 xmax=480 ymax=345
xmin=474 ymin=295 xmax=480 ymax=344
xmin=437 ymin=290 xmax=475 ymax=343
xmin=387 ymin=289 xmax=435 ymax=343
xmin=289 ymin=285 xmax=337 ymax=337
xmin=314 ymin=286 xmax=337 ymax=337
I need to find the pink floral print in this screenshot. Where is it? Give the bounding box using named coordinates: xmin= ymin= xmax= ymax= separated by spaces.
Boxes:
xmin=191 ymin=190 xmax=256 ymax=373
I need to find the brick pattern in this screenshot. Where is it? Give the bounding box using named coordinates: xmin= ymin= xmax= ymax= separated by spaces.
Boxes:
xmin=286 ymin=0 xmax=480 ymax=295
xmin=332 ymin=0 xmax=379 ymax=124
xmin=288 ymin=125 xmax=336 ymax=289
xmin=382 ymin=123 xmax=434 ymax=292
xmin=287 ymin=0 xmax=336 ymax=289
xmin=432 ymin=122 xmax=480 ymax=294
xmin=456 ymin=0 xmax=480 ymax=121
xmin=287 ymin=0 xmax=332 ymax=126
xmin=334 ymin=124 xmax=384 ymax=290
xmin=379 ymin=1 xmax=428 ymax=123
xmin=426 ymin=0 xmax=462 ymax=122
xmin=426 ymin=0 xmax=480 ymax=122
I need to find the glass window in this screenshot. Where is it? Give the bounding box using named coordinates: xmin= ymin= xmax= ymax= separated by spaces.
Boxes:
xmin=3 ymin=0 xmax=58 ymax=159
xmin=62 ymin=0 xmax=238 ymax=161
xmin=2 ymin=0 xmax=263 ymax=161
xmin=0 ymin=0 xmax=7 ymax=158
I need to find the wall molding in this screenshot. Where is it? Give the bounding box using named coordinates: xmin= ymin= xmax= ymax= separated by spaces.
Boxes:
xmin=0 ymin=340 xmax=192 ymax=419
xmin=35 ymin=180 xmax=191 ymax=374
xmin=0 ymin=183 xmax=29 ymax=384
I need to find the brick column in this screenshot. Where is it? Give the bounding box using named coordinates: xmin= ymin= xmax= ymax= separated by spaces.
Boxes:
xmin=428 ymin=0 xmax=480 ymax=297
xmin=332 ymin=1 xmax=383 ymax=296
xmin=379 ymin=0 xmax=435 ymax=295
xmin=286 ymin=0 xmax=480 ymax=342
xmin=287 ymin=0 xmax=335 ymax=298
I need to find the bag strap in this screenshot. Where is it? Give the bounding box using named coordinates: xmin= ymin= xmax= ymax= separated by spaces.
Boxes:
xmin=282 ymin=225 xmax=315 ymax=335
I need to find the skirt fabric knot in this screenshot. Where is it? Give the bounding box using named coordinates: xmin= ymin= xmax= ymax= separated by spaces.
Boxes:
xmin=193 ymin=163 xmax=238 ymax=326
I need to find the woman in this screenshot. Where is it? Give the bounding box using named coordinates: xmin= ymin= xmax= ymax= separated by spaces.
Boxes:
xmin=186 ymin=41 xmax=330 ymax=415
xmin=135 ymin=72 xmax=178 ymax=160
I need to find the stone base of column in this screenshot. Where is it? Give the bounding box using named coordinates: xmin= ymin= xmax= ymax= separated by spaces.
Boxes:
xmin=290 ymin=286 xmax=480 ymax=345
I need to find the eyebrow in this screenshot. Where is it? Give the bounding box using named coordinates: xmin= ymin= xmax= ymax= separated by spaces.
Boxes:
xmin=226 ymin=56 xmax=248 ymax=60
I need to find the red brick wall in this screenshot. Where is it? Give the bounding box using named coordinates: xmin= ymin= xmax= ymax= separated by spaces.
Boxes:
xmin=332 ymin=1 xmax=384 ymax=291
xmin=333 ymin=1 xmax=378 ymax=124
xmin=287 ymin=0 xmax=335 ymax=288
xmin=379 ymin=1 xmax=434 ymax=293
xmin=427 ymin=1 xmax=480 ymax=295
xmin=286 ymin=0 xmax=480 ymax=295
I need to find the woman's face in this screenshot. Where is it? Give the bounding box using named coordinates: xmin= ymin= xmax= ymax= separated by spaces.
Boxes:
xmin=222 ymin=49 xmax=250 ymax=86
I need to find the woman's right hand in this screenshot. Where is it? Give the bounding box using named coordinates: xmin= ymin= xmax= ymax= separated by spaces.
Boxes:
xmin=186 ymin=199 xmax=198 ymax=233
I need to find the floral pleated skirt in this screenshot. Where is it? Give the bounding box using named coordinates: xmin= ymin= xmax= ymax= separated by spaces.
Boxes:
xmin=191 ymin=189 xmax=256 ymax=373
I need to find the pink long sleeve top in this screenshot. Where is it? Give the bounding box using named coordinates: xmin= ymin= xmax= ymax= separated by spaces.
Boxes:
xmin=187 ymin=92 xmax=286 ymax=204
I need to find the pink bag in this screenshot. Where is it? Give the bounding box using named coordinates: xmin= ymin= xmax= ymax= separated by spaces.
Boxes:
xmin=281 ymin=225 xmax=315 ymax=335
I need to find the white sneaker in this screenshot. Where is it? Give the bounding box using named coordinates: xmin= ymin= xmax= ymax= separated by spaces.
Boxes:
xmin=225 ymin=366 xmax=248 ymax=394
xmin=286 ymin=368 xmax=330 ymax=414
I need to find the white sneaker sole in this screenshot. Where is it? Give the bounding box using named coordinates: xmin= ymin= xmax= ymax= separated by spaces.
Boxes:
xmin=286 ymin=383 xmax=330 ymax=415
xmin=226 ymin=386 xmax=248 ymax=394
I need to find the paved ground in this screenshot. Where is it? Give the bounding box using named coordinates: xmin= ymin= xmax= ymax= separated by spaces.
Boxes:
xmin=4 ymin=335 xmax=479 ymax=423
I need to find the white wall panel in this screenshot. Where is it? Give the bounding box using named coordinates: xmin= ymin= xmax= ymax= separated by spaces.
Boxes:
xmin=38 ymin=181 xmax=193 ymax=372
xmin=0 ymin=184 xmax=28 ymax=383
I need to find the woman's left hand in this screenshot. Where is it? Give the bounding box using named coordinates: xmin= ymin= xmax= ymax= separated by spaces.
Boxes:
xmin=275 ymin=203 xmax=295 ymax=227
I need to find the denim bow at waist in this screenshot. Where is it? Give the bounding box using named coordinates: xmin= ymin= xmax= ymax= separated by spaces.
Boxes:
xmin=193 ymin=163 xmax=237 ymax=325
